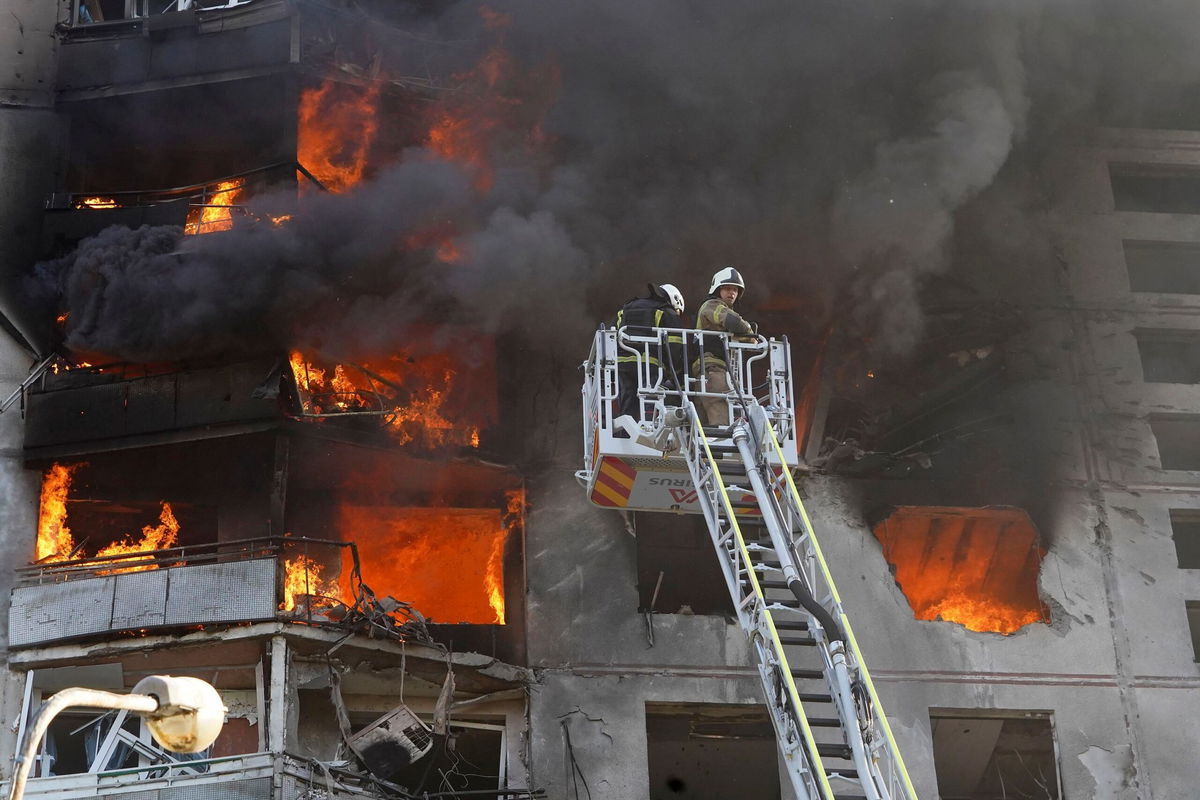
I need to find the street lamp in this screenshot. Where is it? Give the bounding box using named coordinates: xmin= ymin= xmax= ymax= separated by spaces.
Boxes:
xmin=7 ymin=675 xmax=226 ymax=800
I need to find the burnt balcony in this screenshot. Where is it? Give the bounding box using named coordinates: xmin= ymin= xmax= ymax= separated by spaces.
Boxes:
xmin=9 ymin=537 xmax=369 ymax=649
xmin=24 ymin=358 xmax=284 ymax=458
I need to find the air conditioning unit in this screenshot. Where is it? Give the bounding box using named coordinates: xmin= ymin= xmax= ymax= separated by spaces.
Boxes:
xmin=347 ymin=704 xmax=434 ymax=779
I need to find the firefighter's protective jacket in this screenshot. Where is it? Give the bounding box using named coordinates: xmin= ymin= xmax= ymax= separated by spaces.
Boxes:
xmin=694 ymin=297 xmax=753 ymax=371
xmin=616 ymin=289 xmax=685 ymax=384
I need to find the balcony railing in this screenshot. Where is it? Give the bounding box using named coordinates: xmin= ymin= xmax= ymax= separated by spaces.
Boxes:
xmin=10 ymin=537 xmax=361 ymax=648
xmin=6 ymin=752 xmax=425 ymax=800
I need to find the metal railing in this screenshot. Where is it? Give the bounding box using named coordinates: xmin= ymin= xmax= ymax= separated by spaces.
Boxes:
xmin=8 ymin=752 xmax=274 ymax=800
xmin=581 ymin=326 xmax=797 ymax=469
xmin=16 ymin=536 xmax=358 ymax=624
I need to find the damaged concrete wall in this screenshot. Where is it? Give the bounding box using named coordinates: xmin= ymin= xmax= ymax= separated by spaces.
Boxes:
xmin=524 ymin=471 xmax=771 ymax=798
xmin=522 ymin=128 xmax=1200 ymax=800
xmin=0 ymin=336 xmax=42 ymax=777
xmin=0 ymin=0 xmax=62 ymax=351
xmin=791 ymin=129 xmax=1200 ymax=800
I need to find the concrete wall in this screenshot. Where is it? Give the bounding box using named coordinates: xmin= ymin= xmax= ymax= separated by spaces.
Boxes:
xmin=524 ymin=129 xmax=1200 ymax=800
xmin=0 ymin=0 xmax=63 ymax=350
xmin=0 ymin=332 xmax=43 ymax=780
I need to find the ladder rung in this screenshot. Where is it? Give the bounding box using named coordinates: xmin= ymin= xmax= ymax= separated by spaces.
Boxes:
xmin=773 ymin=620 xmax=809 ymax=632
xmin=706 ymin=443 xmax=739 ymax=454
xmin=826 ymin=768 xmax=859 ymax=780
xmin=806 ymin=717 xmax=843 ymax=728
xmin=778 ymin=635 xmax=816 ymax=647
xmin=790 ymin=668 xmax=824 ymax=680
xmin=797 ymin=692 xmax=833 ymax=703
xmin=816 ymin=742 xmax=854 ymax=760
xmin=705 ymin=427 xmax=735 ymax=438
xmin=756 ymin=579 xmax=789 ymax=590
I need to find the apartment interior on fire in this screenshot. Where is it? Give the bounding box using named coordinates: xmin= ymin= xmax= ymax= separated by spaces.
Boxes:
xmin=2 ymin=0 xmax=1200 ymax=798
xmin=5 ymin=1 xmax=539 ymax=797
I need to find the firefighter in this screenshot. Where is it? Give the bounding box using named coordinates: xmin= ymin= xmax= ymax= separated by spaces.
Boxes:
xmin=693 ymin=266 xmax=756 ymax=427
xmin=614 ymin=283 xmax=686 ymax=434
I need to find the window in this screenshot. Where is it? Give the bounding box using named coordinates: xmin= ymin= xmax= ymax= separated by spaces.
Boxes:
xmin=1125 ymin=241 xmax=1200 ymax=294
xmin=1110 ymin=164 xmax=1200 ymax=214
xmin=646 ymin=704 xmax=779 ymax=800
xmin=1188 ymin=601 xmax=1200 ymax=661
xmin=637 ymin=514 xmax=732 ymax=616
xmin=930 ymin=711 xmax=1061 ymax=800
xmin=871 ymin=507 xmax=1049 ymax=634
xmin=1134 ymin=329 xmax=1200 ymax=383
xmin=1169 ymin=510 xmax=1200 ymax=568
xmin=1149 ymin=414 xmax=1200 ymax=470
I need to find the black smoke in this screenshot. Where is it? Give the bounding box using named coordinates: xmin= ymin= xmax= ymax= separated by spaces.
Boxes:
xmin=35 ymin=0 xmax=1200 ymax=363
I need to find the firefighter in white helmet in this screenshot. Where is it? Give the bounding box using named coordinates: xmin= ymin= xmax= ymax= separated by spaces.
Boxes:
xmin=693 ymin=267 xmax=755 ymax=427
xmin=614 ymin=283 xmax=687 ymax=433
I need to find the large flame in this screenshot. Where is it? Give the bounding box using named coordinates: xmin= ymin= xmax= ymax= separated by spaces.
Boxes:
xmin=280 ymin=554 xmax=344 ymax=612
xmin=37 ymin=463 xmax=83 ymax=562
xmin=339 ymin=504 xmax=514 ymax=624
xmin=95 ymin=502 xmax=180 ymax=574
xmin=298 ymin=80 xmax=381 ymax=192
xmin=184 ymin=178 xmax=246 ymax=235
xmin=289 ymin=348 xmax=495 ymax=449
xmin=873 ymin=506 xmax=1049 ymax=634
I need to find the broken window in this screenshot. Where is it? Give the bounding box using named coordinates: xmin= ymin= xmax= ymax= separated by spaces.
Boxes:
xmin=1149 ymin=414 xmax=1200 ymax=470
xmin=645 ymin=704 xmax=780 ymax=800
xmin=871 ymin=507 xmax=1050 ymax=634
xmin=1124 ymin=240 xmax=1200 ymax=294
xmin=385 ymin=721 xmax=506 ymax=795
xmin=1187 ymin=601 xmax=1200 ymax=661
xmin=1135 ymin=329 xmax=1200 ymax=383
xmin=1110 ymin=164 xmax=1200 ymax=214
xmin=929 ymin=711 xmax=1061 ymax=800
xmin=1169 ymin=510 xmax=1200 ymax=569
xmin=637 ymin=514 xmax=733 ymax=617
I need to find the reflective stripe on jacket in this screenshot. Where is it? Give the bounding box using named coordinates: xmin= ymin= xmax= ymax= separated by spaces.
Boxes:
xmin=692 ymin=297 xmax=752 ymax=371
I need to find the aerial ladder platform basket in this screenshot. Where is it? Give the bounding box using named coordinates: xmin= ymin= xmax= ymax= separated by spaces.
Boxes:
xmin=577 ymin=326 xmax=919 ymax=800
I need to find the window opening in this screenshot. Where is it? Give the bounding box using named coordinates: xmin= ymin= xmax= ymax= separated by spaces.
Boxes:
xmin=930 ymin=711 xmax=1061 ymax=800
xmin=1124 ymin=240 xmax=1200 ymax=294
xmin=1149 ymin=414 xmax=1200 ymax=470
xmin=1187 ymin=601 xmax=1200 ymax=662
xmin=1134 ymin=329 xmax=1200 ymax=383
xmin=1169 ymin=510 xmax=1200 ymax=569
xmin=645 ymin=704 xmax=780 ymax=800
xmin=1110 ymin=164 xmax=1200 ymax=214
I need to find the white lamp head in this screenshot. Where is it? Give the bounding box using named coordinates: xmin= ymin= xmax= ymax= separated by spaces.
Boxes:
xmin=131 ymin=675 xmax=227 ymax=754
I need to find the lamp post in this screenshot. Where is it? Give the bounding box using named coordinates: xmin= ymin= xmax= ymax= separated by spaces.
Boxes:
xmin=7 ymin=675 xmax=226 ymax=800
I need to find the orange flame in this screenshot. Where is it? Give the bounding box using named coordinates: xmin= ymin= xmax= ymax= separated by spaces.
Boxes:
xmin=340 ymin=504 xmax=512 ymax=624
xmin=37 ymin=463 xmax=83 ymax=562
xmin=95 ymin=502 xmax=180 ymax=574
xmin=422 ymin=8 xmax=558 ymax=196
xmin=298 ymin=80 xmax=381 ymax=192
xmin=184 ymin=178 xmax=246 ymax=235
xmin=75 ymin=196 xmax=119 ymax=209
xmin=280 ymin=554 xmax=344 ymax=612
xmin=921 ymin=587 xmax=1045 ymax=634
xmin=873 ymin=507 xmax=1049 ymax=634
xmin=289 ymin=349 xmax=494 ymax=450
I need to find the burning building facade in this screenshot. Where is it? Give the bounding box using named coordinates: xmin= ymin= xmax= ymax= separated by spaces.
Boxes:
xmin=0 ymin=1 xmax=1199 ymax=799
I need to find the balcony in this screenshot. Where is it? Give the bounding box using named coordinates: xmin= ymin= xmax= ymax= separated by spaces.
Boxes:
xmin=7 ymin=752 xmax=403 ymax=800
xmin=10 ymin=537 xmax=361 ymax=649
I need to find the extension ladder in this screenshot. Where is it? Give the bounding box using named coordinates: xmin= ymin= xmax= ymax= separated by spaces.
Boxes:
xmin=679 ymin=401 xmax=918 ymax=800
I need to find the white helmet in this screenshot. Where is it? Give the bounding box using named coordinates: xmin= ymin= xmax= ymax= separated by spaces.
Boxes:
xmin=659 ymin=283 xmax=685 ymax=316
xmin=708 ymin=266 xmax=746 ymax=297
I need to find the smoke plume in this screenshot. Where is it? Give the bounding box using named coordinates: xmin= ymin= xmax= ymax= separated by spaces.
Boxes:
xmin=35 ymin=0 xmax=1200 ymax=362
